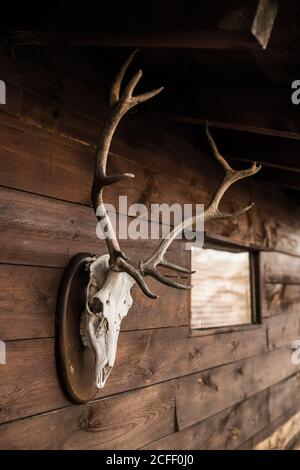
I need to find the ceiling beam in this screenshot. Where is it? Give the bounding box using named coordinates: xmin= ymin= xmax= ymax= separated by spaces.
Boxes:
xmin=256 ymin=166 xmax=300 ymax=191
xmin=229 ymin=156 xmax=300 ymax=191
xmin=228 ymin=153 xmax=300 ymax=173
xmin=7 ymin=30 xmax=259 ymax=50
xmin=211 ymin=127 xmax=300 ymax=173
xmin=211 ymin=126 xmax=300 ymax=192
xmin=165 ymin=84 xmax=297 ymax=133
xmin=156 ymin=114 xmax=300 ymax=140
xmin=156 ymin=114 xmax=300 ymax=189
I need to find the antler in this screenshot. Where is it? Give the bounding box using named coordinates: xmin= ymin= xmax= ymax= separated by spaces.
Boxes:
xmin=92 ymin=49 xmax=163 ymax=291
xmin=138 ymin=123 xmax=261 ymax=296
xmin=94 ymin=51 xmax=261 ymax=299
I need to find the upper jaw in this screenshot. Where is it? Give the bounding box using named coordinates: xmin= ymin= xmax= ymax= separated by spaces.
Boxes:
xmin=96 ymin=363 xmax=113 ymax=389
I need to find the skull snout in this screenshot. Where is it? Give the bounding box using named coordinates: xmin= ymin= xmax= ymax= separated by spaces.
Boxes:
xmin=95 ymin=359 xmax=112 ymax=389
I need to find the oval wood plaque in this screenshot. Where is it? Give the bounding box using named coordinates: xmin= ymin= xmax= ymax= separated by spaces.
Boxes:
xmin=56 ymin=252 xmax=98 ymax=403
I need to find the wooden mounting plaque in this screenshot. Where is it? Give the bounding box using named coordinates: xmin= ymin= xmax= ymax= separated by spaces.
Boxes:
xmin=56 ymin=252 xmax=98 ymax=403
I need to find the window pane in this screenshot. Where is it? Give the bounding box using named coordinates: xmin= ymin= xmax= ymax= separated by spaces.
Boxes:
xmin=191 ymin=246 xmax=252 ymax=329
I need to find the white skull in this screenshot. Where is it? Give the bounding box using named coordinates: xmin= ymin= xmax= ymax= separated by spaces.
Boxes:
xmin=80 ymin=255 xmax=135 ymax=389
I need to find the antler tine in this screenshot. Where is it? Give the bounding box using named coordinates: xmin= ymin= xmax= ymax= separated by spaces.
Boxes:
xmin=204 ymin=122 xmax=261 ymax=221
xmin=109 ymin=49 xmax=164 ymax=109
xmin=136 ymin=122 xmax=261 ymax=296
xmin=205 ymin=121 xmax=233 ymax=172
xmin=117 ymin=257 xmax=193 ymax=300
xmin=92 ymin=50 xmax=163 ymax=267
xmin=143 ymin=265 xmax=193 ymax=290
xmin=110 ymin=49 xmax=139 ymax=106
xmin=159 ymin=260 xmax=195 ymax=274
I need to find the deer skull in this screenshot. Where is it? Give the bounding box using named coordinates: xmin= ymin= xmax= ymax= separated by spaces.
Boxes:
xmin=80 ymin=255 xmax=135 ymax=388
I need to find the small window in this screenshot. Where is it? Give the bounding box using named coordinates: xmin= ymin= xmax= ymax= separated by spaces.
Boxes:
xmin=190 ymin=244 xmax=258 ymax=330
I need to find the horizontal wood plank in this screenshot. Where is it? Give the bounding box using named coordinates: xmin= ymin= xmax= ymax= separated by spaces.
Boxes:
xmin=239 ymin=373 xmax=300 ymax=449
xmin=268 ymin=373 xmax=300 ymax=422
xmin=144 ymin=389 xmax=269 ymax=450
xmin=239 ymin=404 xmax=300 ymax=449
xmin=176 ymin=347 xmax=300 ymax=430
xmin=0 ymin=327 xmax=266 ymax=424
xmin=0 ymin=265 xmax=60 ymax=340
xmin=261 ymin=252 xmax=300 ymax=284
xmin=0 ymin=339 xmax=69 ymax=423
xmin=0 ymin=264 xmax=189 ymax=341
xmin=267 ymin=312 xmax=300 ymax=350
xmin=261 ymin=283 xmax=300 ymax=317
xmin=0 ymin=85 xmax=222 ymax=209
xmin=0 ymin=112 xmax=259 ymax=239
xmin=144 ymin=373 xmax=300 ymax=450
xmin=0 ymin=381 xmax=176 ymax=450
xmin=0 ymin=186 xmax=187 ymax=268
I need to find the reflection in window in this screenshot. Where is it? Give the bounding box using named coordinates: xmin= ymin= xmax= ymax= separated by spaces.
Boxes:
xmin=191 ymin=246 xmax=252 ymax=329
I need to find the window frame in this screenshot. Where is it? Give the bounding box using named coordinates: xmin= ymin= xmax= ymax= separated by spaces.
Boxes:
xmin=188 ymin=237 xmax=262 ymax=338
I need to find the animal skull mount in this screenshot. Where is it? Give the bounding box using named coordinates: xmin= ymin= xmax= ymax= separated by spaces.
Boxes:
xmin=56 ymin=50 xmax=261 ymax=403
xmin=80 ymin=254 xmax=134 ymax=389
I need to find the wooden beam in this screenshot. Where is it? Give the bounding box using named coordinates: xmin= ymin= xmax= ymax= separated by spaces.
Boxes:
xmin=227 ymin=156 xmax=300 ymax=194
xmin=257 ymin=167 xmax=300 ymax=191
xmin=217 ymin=130 xmax=300 ymax=191
xmin=9 ymin=30 xmax=258 ymax=50
xmin=160 ymin=114 xmax=300 ymax=140
xmin=206 ymin=125 xmax=300 ymax=191
xmin=229 ymin=155 xmax=300 ymax=174
xmin=159 ymin=80 xmax=298 ymax=133
xmin=230 ymin=157 xmax=300 ymax=191
xmin=214 ymin=128 xmax=300 ymax=172
xmin=156 ymin=114 xmax=300 ymax=191
xmin=157 ymin=114 xmax=300 ymax=171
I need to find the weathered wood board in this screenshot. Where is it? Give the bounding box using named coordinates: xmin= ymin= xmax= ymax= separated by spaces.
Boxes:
xmin=176 ymin=348 xmax=300 ymax=430
xmin=0 ymin=381 xmax=176 ymax=450
xmin=0 ymin=327 xmax=266 ymax=424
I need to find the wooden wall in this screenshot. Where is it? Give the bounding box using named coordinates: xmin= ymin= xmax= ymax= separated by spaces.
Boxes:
xmin=0 ymin=46 xmax=300 ymax=449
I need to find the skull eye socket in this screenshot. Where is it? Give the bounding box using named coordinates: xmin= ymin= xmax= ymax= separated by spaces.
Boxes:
xmin=89 ymin=297 xmax=103 ymax=314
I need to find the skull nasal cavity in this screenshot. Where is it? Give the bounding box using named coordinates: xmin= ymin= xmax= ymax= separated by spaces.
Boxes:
xmin=89 ymin=297 xmax=103 ymax=314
